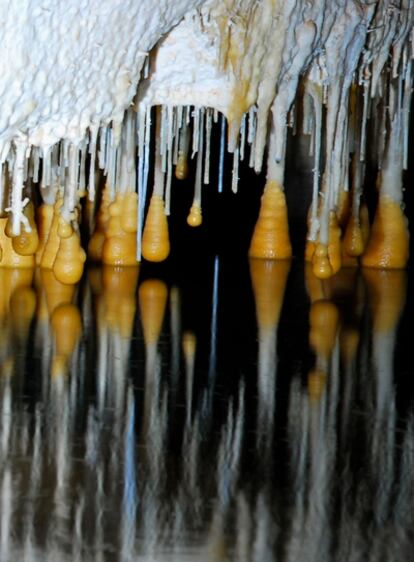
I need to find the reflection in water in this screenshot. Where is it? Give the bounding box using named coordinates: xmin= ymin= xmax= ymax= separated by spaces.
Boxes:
xmin=0 ymin=261 xmax=413 ymax=561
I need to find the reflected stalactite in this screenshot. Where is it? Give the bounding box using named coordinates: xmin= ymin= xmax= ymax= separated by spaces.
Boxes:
xmin=0 ymin=258 xmax=412 ymax=561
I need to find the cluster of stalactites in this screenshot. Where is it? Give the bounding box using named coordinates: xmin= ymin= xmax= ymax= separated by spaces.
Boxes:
xmin=0 ymin=3 xmax=412 ymax=281
xmin=0 ymin=102 xmax=260 ymax=282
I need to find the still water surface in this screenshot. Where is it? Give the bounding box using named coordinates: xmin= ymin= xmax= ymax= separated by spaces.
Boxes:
xmin=0 ymin=257 xmax=413 ymax=561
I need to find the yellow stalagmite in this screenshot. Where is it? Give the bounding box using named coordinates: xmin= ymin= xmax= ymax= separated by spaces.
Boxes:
xmin=120 ymin=192 xmax=139 ymax=233
xmin=35 ymin=204 xmax=54 ymax=265
xmin=50 ymin=303 xmax=82 ymax=377
xmin=363 ymin=269 xmax=406 ymax=333
xmin=312 ymin=243 xmax=333 ymax=280
xmin=0 ymin=218 xmax=34 ymax=268
xmin=138 ymin=279 xmax=168 ymax=346
xmin=102 ymin=193 xmax=137 ymax=266
xmin=9 ymin=285 xmax=37 ymax=343
xmin=309 ymin=300 xmax=339 ymax=360
xmin=41 ymin=199 xmax=63 ymax=269
xmin=249 ymin=258 xmax=290 ymax=330
xmin=249 ymin=180 xmax=292 ymax=259
xmin=9 ymin=203 xmax=39 ymax=256
xmin=53 ymin=218 xmax=86 ymax=285
xmin=362 ymin=197 xmax=409 ymax=269
xmin=340 ymin=328 xmax=360 ymax=364
xmin=187 ymin=204 xmax=202 ymax=227
xmin=336 ymin=190 xmax=351 ymax=228
xmin=343 ymin=214 xmax=364 ymax=257
xmin=327 ymin=211 xmax=342 ymax=275
xmin=40 ymin=269 xmax=75 ymax=316
xmin=312 ymin=212 xmax=342 ymax=279
xmin=0 ymin=268 xmax=34 ymax=320
xmin=88 ymin=186 xmax=111 ymax=262
xmin=305 ymin=239 xmax=316 ymax=262
xmin=142 ymin=195 xmax=170 ymax=262
xmin=102 ymin=265 xmax=139 ymax=337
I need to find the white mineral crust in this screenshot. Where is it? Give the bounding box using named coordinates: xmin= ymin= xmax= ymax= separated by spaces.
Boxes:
xmin=0 ymin=0 xmax=203 ymax=150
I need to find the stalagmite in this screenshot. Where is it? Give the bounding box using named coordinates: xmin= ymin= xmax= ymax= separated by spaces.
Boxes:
xmin=53 ymin=218 xmax=86 ymax=285
xmin=102 ymin=193 xmax=138 ymax=266
xmin=249 ymin=180 xmax=292 ymax=260
xmin=142 ymin=110 xmax=170 ymax=262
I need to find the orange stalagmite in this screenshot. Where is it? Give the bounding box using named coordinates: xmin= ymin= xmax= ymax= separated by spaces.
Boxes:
xmin=102 ymin=193 xmax=137 ymax=266
xmin=102 ymin=265 xmax=139 ymax=337
xmin=53 ymin=218 xmax=86 ymax=285
xmin=312 ymin=212 xmax=342 ymax=279
xmin=120 ymin=192 xmax=139 ymax=233
xmin=305 ymin=262 xmax=331 ymax=303
xmin=363 ymin=269 xmax=406 ymax=333
xmin=336 ymin=190 xmax=351 ymax=228
xmin=340 ymin=328 xmax=360 ymax=363
xmin=35 ymin=204 xmax=54 ymax=265
xmin=139 ymin=279 xmax=168 ymax=347
xmin=343 ymin=214 xmax=364 ymax=258
xmin=88 ymin=186 xmax=111 ymax=262
xmin=312 ymin=243 xmax=332 ymax=279
xmin=142 ymin=195 xmax=170 ymax=262
xmin=9 ymin=285 xmax=37 ymax=344
xmin=187 ymin=204 xmax=202 ymax=227
xmin=41 ymin=199 xmax=63 ymax=269
xmin=327 ymin=211 xmax=342 ymax=275
xmin=8 ymin=203 xmax=39 ymax=256
xmin=249 ymin=258 xmax=290 ymax=330
xmin=249 ymin=180 xmax=292 ymax=259
xmin=309 ymin=300 xmax=339 ymax=360
xmin=50 ymin=303 xmax=82 ymax=378
xmin=305 ymin=239 xmax=316 ymax=263
xmin=362 ymin=197 xmax=409 ymax=269
xmin=0 ymin=268 xmax=34 ymax=320
xmin=0 ymin=218 xmax=34 ymax=268
xmin=40 ymin=269 xmax=75 ymax=316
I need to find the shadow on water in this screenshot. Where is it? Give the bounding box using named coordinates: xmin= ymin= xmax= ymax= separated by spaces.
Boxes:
xmin=0 ymin=256 xmax=414 ymax=562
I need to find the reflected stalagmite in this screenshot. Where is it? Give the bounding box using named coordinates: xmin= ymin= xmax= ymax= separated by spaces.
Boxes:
xmin=0 ymin=254 xmax=413 ymax=560
xmin=250 ymin=258 xmax=290 ymax=451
